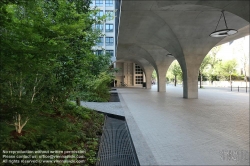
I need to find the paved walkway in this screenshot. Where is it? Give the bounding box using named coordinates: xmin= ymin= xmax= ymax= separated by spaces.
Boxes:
xmin=81 ymin=101 xmax=124 ymax=117
xmin=118 ymin=84 xmax=249 ymax=165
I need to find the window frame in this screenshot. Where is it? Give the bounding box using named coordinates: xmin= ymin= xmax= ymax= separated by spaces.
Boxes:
xmin=95 ymin=24 xmax=104 ymax=31
xmin=105 ymin=10 xmax=114 ymax=21
xmin=105 ymin=23 xmax=114 ymax=32
xmin=96 ymin=37 xmax=104 ymax=46
xmin=96 ymin=50 xmax=103 ymax=55
xmin=95 ymin=0 xmax=103 ymax=6
xmin=106 ymin=50 xmax=114 ymax=57
xmin=105 ymin=0 xmax=113 ymax=6
xmin=96 ymin=10 xmax=104 ymax=19
xmin=105 ymin=37 xmax=114 ymax=46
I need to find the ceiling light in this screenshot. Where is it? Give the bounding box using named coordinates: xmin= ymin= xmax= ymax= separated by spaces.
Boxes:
xmin=210 ymin=10 xmax=237 ymax=37
xmin=167 ymin=53 xmax=174 ymax=57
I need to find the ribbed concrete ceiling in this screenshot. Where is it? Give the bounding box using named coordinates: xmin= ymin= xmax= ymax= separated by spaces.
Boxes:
xmin=117 ymin=0 xmax=249 ymax=69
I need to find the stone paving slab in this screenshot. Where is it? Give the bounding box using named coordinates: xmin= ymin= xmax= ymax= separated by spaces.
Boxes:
xmin=118 ymin=93 xmax=159 ymax=166
xmin=81 ymin=101 xmax=124 ymax=117
xmin=118 ymin=85 xmax=249 ymax=165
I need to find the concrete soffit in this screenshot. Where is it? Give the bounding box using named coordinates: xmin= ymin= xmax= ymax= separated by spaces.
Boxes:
xmin=118 ymin=1 xmax=249 ymax=72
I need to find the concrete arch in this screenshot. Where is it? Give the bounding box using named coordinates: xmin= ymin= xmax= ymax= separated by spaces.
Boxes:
xmin=118 ymin=0 xmax=249 ymax=98
xmin=154 ymin=1 xmax=249 ymax=22
xmin=117 ymin=57 xmax=155 ymax=89
xmin=118 ymin=44 xmax=158 ymax=70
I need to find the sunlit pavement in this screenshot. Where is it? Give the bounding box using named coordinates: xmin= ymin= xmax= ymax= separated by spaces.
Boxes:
xmin=118 ymin=84 xmax=249 ymax=165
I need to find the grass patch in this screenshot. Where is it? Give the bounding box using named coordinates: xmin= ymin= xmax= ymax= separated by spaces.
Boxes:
xmin=0 ymin=102 xmax=105 ymax=166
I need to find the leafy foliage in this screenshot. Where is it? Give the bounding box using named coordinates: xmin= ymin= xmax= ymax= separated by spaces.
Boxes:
xmin=0 ymin=102 xmax=105 ymax=166
xmin=166 ymin=60 xmax=182 ymax=86
xmin=216 ymin=59 xmax=238 ymax=82
xmin=0 ymin=0 xmax=111 ymax=165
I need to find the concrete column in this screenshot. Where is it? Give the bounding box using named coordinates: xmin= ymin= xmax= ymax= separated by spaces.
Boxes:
xmin=144 ymin=68 xmax=154 ymax=89
xmin=183 ymin=66 xmax=199 ymax=98
xmin=181 ymin=54 xmax=204 ymax=99
xmin=156 ymin=59 xmax=173 ymax=92
xmin=157 ymin=67 xmax=167 ymax=92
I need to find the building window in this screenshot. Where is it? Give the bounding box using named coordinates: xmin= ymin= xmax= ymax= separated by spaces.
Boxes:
xmin=105 ymin=24 xmax=113 ymax=32
xmin=106 ymin=50 xmax=114 ymax=57
xmin=96 ymin=37 xmax=103 ymax=46
xmin=135 ymin=64 xmax=143 ymax=74
xmin=105 ymin=10 xmax=114 ymax=21
xmin=105 ymin=0 xmax=113 ymax=6
xmin=105 ymin=37 xmax=114 ymax=46
xmin=95 ymin=0 xmax=103 ymax=6
xmin=135 ymin=76 xmax=143 ymax=84
xmin=96 ymin=10 xmax=103 ymax=19
xmin=95 ymin=24 xmax=103 ymax=31
xmin=96 ymin=50 xmax=103 ymax=55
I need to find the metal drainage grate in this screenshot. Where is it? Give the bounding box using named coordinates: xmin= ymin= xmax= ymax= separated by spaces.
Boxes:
xmin=96 ymin=115 xmax=140 ymax=166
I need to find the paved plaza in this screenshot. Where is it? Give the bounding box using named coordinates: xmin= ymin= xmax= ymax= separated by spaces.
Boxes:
xmin=82 ymin=84 xmax=249 ymax=165
xmin=118 ymin=85 xmax=249 ymax=165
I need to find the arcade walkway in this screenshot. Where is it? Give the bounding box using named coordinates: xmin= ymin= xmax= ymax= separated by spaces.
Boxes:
xmin=118 ymin=85 xmax=249 ymax=165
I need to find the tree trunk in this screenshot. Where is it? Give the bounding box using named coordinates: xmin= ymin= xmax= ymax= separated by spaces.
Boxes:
xmin=14 ymin=114 xmax=29 ymax=134
xmin=230 ymin=74 xmax=232 ymax=86
xmin=245 ymin=71 xmax=247 ymax=89
xmin=174 ymin=75 xmax=177 ymax=86
xmin=199 ymin=70 xmax=202 ymax=88
xmin=76 ymin=97 xmax=80 ymax=106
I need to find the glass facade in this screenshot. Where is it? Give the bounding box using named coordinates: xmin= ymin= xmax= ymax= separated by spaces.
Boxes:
xmin=90 ymin=0 xmax=121 ymax=62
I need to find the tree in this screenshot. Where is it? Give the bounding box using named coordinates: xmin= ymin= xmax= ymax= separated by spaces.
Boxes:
xmin=199 ymin=56 xmax=212 ymax=88
xmin=233 ymin=36 xmax=249 ymax=88
xmin=167 ymin=60 xmax=182 ymax=86
xmin=0 ymin=0 xmax=110 ymax=133
xmin=207 ymin=46 xmax=222 ymax=81
xmin=219 ymin=59 xmax=238 ymax=85
xmin=152 ymin=70 xmax=157 ymax=80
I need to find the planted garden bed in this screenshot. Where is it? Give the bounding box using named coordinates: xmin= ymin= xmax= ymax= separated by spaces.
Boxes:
xmin=0 ymin=102 xmax=105 ymax=166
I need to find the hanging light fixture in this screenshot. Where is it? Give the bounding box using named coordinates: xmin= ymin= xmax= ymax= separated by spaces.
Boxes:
xmin=210 ymin=10 xmax=237 ymax=37
xmin=167 ymin=53 xmax=174 ymax=57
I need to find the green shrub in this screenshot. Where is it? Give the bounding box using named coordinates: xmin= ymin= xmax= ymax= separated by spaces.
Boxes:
xmin=0 ymin=102 xmax=105 ymax=166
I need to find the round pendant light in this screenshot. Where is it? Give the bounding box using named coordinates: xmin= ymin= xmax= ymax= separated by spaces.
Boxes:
xmin=167 ymin=53 xmax=174 ymax=57
xmin=210 ymin=10 xmax=237 ymax=37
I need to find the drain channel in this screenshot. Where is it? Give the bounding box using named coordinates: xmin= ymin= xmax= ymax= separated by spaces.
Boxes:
xmin=96 ymin=114 xmax=140 ymax=166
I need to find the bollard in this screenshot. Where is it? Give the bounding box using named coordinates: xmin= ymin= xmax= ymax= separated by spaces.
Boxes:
xmin=246 ymin=86 xmax=248 ymax=93
xmin=238 ymin=86 xmax=239 ymax=92
xmin=231 ymin=85 xmax=232 ymax=91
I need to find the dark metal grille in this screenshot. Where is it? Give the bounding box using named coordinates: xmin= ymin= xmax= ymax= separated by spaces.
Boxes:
xmin=96 ymin=115 xmax=140 ymax=166
xmin=109 ymin=92 xmax=120 ymax=102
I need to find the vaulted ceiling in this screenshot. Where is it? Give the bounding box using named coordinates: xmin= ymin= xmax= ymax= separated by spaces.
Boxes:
xmin=117 ymin=0 xmax=249 ymax=69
